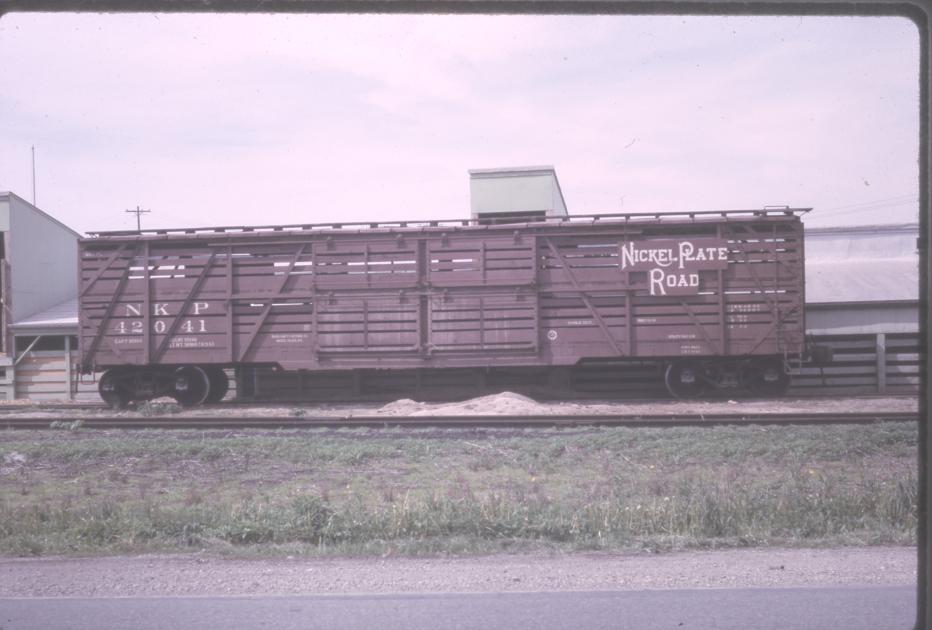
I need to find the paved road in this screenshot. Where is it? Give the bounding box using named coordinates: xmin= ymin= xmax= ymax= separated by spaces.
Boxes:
xmin=0 ymin=585 xmax=916 ymax=630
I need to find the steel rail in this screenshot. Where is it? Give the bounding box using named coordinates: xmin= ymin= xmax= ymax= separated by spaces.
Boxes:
xmin=0 ymin=411 xmax=917 ymax=430
xmin=0 ymin=393 xmax=916 ymax=413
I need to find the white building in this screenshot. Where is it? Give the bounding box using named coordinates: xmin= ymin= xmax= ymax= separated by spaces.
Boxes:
xmin=469 ymin=166 xmax=568 ymax=223
xmin=795 ymin=222 xmax=920 ymax=394
xmin=0 ymin=192 xmax=81 ymax=400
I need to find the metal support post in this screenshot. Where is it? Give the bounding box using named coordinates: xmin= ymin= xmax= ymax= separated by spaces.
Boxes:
xmin=875 ymin=333 xmax=886 ymax=394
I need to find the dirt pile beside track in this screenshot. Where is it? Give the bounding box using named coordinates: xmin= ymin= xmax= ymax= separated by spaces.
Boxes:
xmin=377 ymin=392 xmax=552 ymax=416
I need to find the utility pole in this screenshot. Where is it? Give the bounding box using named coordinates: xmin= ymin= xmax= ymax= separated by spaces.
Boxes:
xmin=125 ymin=205 xmax=151 ymax=231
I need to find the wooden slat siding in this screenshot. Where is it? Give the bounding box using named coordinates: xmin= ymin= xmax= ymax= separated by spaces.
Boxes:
xmin=716 ymin=224 xmax=727 ymax=362
xmin=235 ymin=244 xmax=309 ymax=362
xmin=428 ymin=296 xmax=536 ymax=351
xmin=787 ymin=333 xmax=920 ymax=396
xmin=0 ymin=258 xmax=8 ymax=355
xmin=876 ymin=333 xmax=887 ymax=392
xmin=13 ymin=351 xmax=71 ymax=400
xmin=80 ymin=212 xmax=807 ymax=373
xmin=79 ymin=244 xmax=128 ymax=295
xmin=543 ymin=237 xmax=625 ymax=355
xmin=317 ymin=295 xmax=419 ymax=353
xmin=314 ymin=241 xmax=419 ymax=289
xmin=0 ymin=366 xmax=14 ymax=401
xmin=427 ymin=237 xmax=535 ymax=288
xmin=150 ymin=251 xmax=218 ymax=363
xmin=140 ymin=241 xmax=151 ymax=364
xmin=226 ymin=245 xmax=235 ymax=363
xmin=81 ymin=244 xmax=140 ymax=371
xmin=884 ymin=333 xmax=922 ymax=391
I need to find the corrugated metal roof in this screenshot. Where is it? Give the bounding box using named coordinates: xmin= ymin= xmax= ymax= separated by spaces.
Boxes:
xmin=806 ymin=223 xmax=918 ymax=261
xmin=803 ymin=223 xmax=919 ymax=303
xmin=10 ymin=297 xmax=78 ymax=330
xmin=806 ymin=258 xmax=918 ymax=304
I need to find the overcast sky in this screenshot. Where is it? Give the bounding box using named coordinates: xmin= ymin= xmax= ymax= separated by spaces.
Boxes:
xmin=0 ymin=13 xmax=920 ymax=234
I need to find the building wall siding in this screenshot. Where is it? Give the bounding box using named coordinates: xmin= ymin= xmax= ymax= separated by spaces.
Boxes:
xmin=0 ymin=198 xmax=10 ymax=232
xmin=9 ymin=196 xmax=78 ymax=323
xmin=806 ymin=304 xmax=919 ymax=335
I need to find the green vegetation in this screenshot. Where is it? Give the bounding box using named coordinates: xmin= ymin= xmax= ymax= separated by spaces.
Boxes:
xmin=0 ymin=422 xmax=917 ymax=557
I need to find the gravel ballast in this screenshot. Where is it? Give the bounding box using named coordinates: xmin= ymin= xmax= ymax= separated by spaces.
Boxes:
xmin=0 ymin=547 xmax=916 ymax=598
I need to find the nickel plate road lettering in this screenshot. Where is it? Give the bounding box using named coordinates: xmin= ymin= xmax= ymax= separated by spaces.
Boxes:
xmin=619 ymin=238 xmax=730 ymax=296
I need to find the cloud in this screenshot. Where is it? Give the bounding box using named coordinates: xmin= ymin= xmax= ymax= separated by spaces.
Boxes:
xmin=0 ymin=13 xmax=919 ymax=233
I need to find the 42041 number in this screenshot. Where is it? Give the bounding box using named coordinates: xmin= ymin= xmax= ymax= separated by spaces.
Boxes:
xmin=115 ymin=319 xmax=208 ymax=334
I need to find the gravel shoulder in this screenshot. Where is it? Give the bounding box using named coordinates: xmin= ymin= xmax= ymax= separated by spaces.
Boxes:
xmin=0 ymin=547 xmax=916 ymax=597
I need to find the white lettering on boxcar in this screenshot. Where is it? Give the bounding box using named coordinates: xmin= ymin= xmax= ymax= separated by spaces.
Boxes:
xmin=114 ymin=319 xmax=208 ymax=334
xmin=620 ymin=238 xmax=730 ymax=296
xmin=727 ymin=303 xmax=763 ymax=313
xmin=270 ymin=333 xmax=308 ymax=344
xmin=122 ymin=303 xmax=220 ymax=317
xmin=620 ymin=243 xmax=676 ymax=269
xmin=649 ymin=269 xmax=700 ymax=296
xmin=169 ymin=336 xmax=216 ymax=349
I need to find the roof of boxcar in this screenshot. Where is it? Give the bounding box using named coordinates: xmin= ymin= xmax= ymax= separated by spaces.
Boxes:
xmin=82 ymin=208 xmax=810 ymax=240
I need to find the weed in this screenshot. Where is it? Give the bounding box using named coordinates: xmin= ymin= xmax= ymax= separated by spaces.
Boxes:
xmin=49 ymin=420 xmax=83 ymax=431
xmin=136 ymin=401 xmax=182 ymax=417
xmin=183 ymin=488 xmax=204 ymax=507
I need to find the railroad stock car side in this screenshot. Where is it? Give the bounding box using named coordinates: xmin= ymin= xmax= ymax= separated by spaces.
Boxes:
xmin=78 ymin=209 xmax=808 ymax=407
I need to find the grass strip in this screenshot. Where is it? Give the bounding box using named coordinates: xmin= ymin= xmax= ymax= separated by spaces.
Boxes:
xmin=0 ymin=422 xmax=917 ymax=556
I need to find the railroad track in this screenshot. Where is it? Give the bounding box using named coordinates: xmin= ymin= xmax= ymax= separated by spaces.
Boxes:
xmin=0 ymin=411 xmax=918 ymax=430
xmin=0 ymin=393 xmax=915 ymax=413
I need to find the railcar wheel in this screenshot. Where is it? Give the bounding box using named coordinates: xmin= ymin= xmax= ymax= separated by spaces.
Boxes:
xmin=172 ymin=366 xmax=210 ymax=407
xmin=204 ymin=367 xmax=230 ymax=404
xmin=98 ymin=369 xmax=133 ymax=409
xmin=741 ymin=360 xmax=791 ymax=397
xmin=664 ymin=362 xmax=708 ymax=399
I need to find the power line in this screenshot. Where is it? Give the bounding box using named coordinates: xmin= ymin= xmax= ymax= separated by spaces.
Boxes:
xmin=824 ymin=193 xmax=918 ymax=209
xmin=125 ymin=205 xmax=151 ymax=231
xmin=817 ymin=197 xmax=918 ymax=218
xmin=819 ymin=194 xmax=918 ymax=214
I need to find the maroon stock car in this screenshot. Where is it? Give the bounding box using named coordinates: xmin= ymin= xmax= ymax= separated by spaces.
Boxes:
xmin=78 ymin=208 xmax=809 ymax=407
